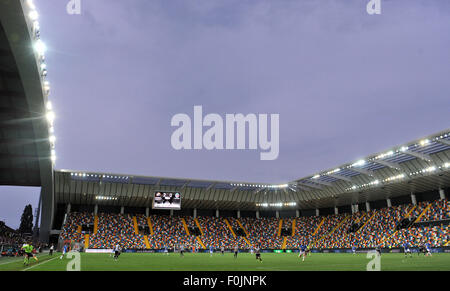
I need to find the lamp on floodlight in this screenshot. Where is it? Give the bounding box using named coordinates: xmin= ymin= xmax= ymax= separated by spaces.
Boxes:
xmin=46 ymin=111 xmax=55 ymax=124
xmin=26 ymin=0 xmax=36 ymax=9
xmin=28 ymin=10 xmax=38 ymax=21
xmin=34 ymin=40 xmax=46 ymax=56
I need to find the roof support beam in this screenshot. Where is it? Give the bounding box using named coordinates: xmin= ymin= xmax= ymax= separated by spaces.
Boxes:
xmin=372 ymin=159 xmax=402 ymax=170
xmin=155 ymin=179 xmax=161 ymax=188
xmin=403 ymin=150 xmax=432 ymax=162
xmin=308 ymin=179 xmax=332 ymax=187
xmin=253 ymin=187 xmax=265 ymax=194
xmin=180 ymin=180 xmax=190 ymax=189
xmin=206 ymin=182 xmax=217 ymax=191
xmin=327 ymin=174 xmax=352 ymax=182
xmin=297 ymin=181 xmax=322 ymax=190
xmin=230 ymin=186 xmax=239 ymax=192
xmin=437 ymin=139 xmax=450 ymax=146
xmin=350 ymin=167 xmax=374 ymax=177
xmin=295 ymin=184 xmax=311 ymax=192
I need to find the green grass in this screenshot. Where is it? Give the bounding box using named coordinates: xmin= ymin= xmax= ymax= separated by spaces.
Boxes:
xmin=0 ymin=252 xmax=449 ymax=271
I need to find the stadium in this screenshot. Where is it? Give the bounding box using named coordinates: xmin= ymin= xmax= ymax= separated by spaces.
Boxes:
xmin=1 ymin=1 xmax=450 ymax=272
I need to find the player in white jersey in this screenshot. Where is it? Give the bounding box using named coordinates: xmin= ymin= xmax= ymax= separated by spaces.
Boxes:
xmin=113 ymin=244 xmax=121 ymax=261
xmin=180 ymin=245 xmax=185 ymax=257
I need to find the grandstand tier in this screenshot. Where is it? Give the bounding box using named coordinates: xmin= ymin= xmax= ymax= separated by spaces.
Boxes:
xmin=59 ymin=197 xmax=449 ymax=251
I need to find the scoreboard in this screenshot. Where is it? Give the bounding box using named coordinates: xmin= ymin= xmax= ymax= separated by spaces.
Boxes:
xmin=152 ymin=191 xmax=181 ymax=210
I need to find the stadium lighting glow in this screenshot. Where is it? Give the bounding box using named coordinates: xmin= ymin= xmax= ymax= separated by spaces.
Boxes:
xmin=46 ymin=101 xmax=52 ymax=111
xmin=419 ymin=139 xmax=430 ymax=146
xmin=256 ymin=202 xmax=297 ymax=207
xmin=49 ymin=135 xmax=56 ymax=143
xmin=230 ymin=183 xmax=289 ymax=189
xmin=383 ymin=174 xmax=405 ymax=182
xmin=46 ymin=111 xmax=55 ymax=124
xmin=28 ymin=10 xmax=39 ymax=21
xmin=400 ymin=146 xmax=408 ymax=152
xmin=423 ymin=166 xmax=436 ymax=173
xmin=312 ymin=175 xmax=320 ymax=179
xmin=33 ymin=40 xmax=46 ymax=56
xmin=352 ymin=160 xmax=366 ymax=167
xmin=26 ymin=0 xmax=36 ymax=10
xmin=445 ymin=162 xmax=450 ymax=168
xmin=96 ymin=196 xmax=118 ymax=201
xmin=347 ymin=179 xmax=380 ymax=191
xmin=32 ymin=20 xmax=39 ymax=31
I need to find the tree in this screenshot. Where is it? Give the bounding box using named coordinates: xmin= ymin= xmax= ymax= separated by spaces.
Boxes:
xmin=19 ymin=204 xmax=33 ymax=234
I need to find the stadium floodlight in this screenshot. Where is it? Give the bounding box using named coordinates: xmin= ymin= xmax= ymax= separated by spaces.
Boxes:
xmin=46 ymin=111 xmax=55 ymax=124
xmin=46 ymin=101 xmax=52 ymax=111
xmin=445 ymin=162 xmax=450 ymax=168
xmin=352 ymin=160 xmax=366 ymax=167
xmin=28 ymin=10 xmax=39 ymax=21
xmin=50 ymin=149 xmax=56 ymax=162
xmin=312 ymin=175 xmax=320 ymax=179
xmin=49 ymin=135 xmax=56 ymax=143
xmin=400 ymin=146 xmax=408 ymax=152
xmin=423 ymin=166 xmax=436 ymax=173
xmin=419 ymin=139 xmax=430 ymax=146
xmin=33 ymin=39 xmax=46 ymax=56
xmin=32 ymin=20 xmax=39 ymax=31
xmin=26 ymin=0 xmax=36 ymax=9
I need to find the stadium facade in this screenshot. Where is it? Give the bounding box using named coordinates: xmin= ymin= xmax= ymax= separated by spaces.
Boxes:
xmin=0 ymin=1 xmax=449 ymax=248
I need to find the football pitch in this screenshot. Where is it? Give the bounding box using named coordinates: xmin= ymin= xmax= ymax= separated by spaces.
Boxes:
xmin=0 ymin=252 xmax=449 ymax=271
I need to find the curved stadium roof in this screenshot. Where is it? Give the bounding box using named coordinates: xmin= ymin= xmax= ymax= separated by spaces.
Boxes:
xmin=56 ymin=129 xmax=450 ymax=211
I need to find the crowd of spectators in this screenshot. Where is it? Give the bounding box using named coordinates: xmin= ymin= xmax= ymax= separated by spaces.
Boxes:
xmin=89 ymin=213 xmax=146 ymax=249
xmin=148 ymin=215 xmax=196 ymax=249
xmin=196 ymin=216 xmax=236 ymax=248
xmin=0 ymin=221 xmax=26 ymax=245
xmin=58 ymin=199 xmax=449 ymax=250
xmin=59 ymin=212 xmax=93 ymax=244
xmin=240 ymin=217 xmax=283 ymax=249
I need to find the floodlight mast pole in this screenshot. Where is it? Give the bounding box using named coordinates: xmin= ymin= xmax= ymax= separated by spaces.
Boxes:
xmin=33 ymin=193 xmax=42 ymax=241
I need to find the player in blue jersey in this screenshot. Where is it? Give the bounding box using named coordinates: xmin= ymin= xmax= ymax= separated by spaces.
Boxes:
xmin=298 ymin=245 xmax=307 ymax=261
xmin=60 ymin=244 xmax=68 ymax=259
xmin=352 ymin=246 xmax=357 ymax=255
xmin=425 ymin=242 xmax=432 ymax=257
xmin=209 ymin=245 xmax=213 ymax=256
xmin=403 ymin=242 xmax=412 ymax=258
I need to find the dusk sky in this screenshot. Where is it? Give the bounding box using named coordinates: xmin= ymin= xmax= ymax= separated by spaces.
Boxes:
xmin=1 ymin=0 xmax=450 ymax=228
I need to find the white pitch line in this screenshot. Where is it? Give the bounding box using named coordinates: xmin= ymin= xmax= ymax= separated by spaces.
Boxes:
xmin=0 ymin=254 xmax=48 ymax=266
xmin=22 ymin=257 xmax=58 ymax=271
